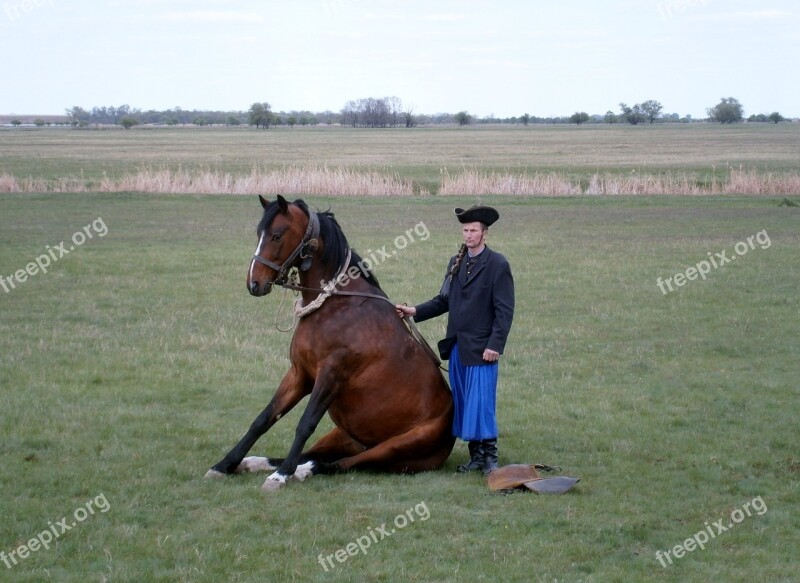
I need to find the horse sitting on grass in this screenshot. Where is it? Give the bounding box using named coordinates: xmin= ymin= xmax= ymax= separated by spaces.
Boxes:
xmin=205 ymin=195 xmax=454 ymax=491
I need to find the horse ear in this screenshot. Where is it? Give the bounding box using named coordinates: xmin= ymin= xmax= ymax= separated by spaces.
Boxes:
xmin=258 ymin=195 xmax=269 ymax=209
xmin=276 ymin=195 xmax=289 ymax=214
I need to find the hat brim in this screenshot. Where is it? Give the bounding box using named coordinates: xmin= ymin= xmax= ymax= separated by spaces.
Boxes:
xmin=454 ymin=206 xmax=499 ymax=226
xmin=522 ymin=477 xmax=581 ymax=494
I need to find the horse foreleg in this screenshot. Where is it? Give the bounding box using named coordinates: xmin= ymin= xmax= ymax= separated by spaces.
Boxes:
xmin=232 ymin=427 xmax=364 ymax=478
xmin=205 ymin=369 xmax=308 ymax=478
xmin=261 ymin=368 xmax=341 ymax=491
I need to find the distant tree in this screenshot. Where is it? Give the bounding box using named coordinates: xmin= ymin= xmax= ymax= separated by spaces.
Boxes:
xmin=287 ymin=116 xmax=297 ymax=128
xmin=569 ymin=111 xmax=590 ymax=125
xmin=249 ymin=102 xmax=274 ymax=128
xmin=226 ymin=116 xmax=240 ymax=126
xmin=455 ymin=111 xmax=472 ymax=126
xmin=707 ymin=97 xmax=744 ymax=124
xmin=339 ymin=97 xmax=408 ymax=128
xmin=120 ymin=116 xmax=139 ymax=129
xmin=11 ymin=119 xmax=22 ymax=126
xmin=368 ymin=98 xmax=390 ymax=127
xmin=403 ymin=107 xmax=416 ymax=128
xmin=341 ymin=100 xmax=359 ymax=127
xmin=769 ymin=112 xmax=784 ymax=124
xmin=640 ymin=100 xmax=664 ymax=124
xmin=166 ymin=117 xmax=180 ymax=126
xmin=33 ymin=118 xmax=46 ymax=127
xmin=65 ymin=106 xmax=90 ymax=126
xmin=520 ymin=113 xmax=530 ymax=126
xmin=604 ymin=110 xmax=618 ymax=124
xmin=315 ymin=110 xmax=337 ymax=125
xmin=619 ymin=102 xmax=647 ymax=125
xmin=385 ymin=96 xmax=403 ymax=127
xmin=193 ymin=117 xmax=207 ymax=126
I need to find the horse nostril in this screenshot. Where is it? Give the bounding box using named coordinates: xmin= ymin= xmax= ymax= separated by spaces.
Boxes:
xmin=249 ymin=281 xmax=259 ymax=294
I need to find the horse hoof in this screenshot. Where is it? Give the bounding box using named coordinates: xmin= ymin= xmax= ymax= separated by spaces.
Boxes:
xmin=261 ymin=479 xmax=285 ymax=492
xmin=204 ymin=469 xmax=226 ymax=480
xmin=291 ymin=461 xmax=315 ymax=482
xmin=261 ymin=473 xmax=287 ymax=492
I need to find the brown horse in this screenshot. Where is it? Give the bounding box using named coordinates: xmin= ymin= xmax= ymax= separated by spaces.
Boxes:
xmin=205 ymin=195 xmax=454 ymax=491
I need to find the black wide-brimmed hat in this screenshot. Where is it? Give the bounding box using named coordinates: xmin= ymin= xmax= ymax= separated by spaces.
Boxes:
xmin=454 ymin=205 xmax=500 ymax=226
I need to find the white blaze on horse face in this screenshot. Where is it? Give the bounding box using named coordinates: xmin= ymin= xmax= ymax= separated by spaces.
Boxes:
xmin=249 ymin=230 xmax=268 ymax=284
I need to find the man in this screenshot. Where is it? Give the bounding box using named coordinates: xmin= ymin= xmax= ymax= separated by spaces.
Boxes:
xmin=396 ymin=205 xmax=514 ymax=475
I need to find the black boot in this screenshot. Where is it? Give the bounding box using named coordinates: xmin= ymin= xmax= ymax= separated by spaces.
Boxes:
xmin=457 ymin=441 xmax=484 ymax=473
xmin=481 ymin=439 xmax=499 ymax=475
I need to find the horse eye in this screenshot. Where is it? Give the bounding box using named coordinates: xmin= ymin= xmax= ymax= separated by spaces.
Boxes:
xmin=271 ymin=233 xmax=282 ymax=242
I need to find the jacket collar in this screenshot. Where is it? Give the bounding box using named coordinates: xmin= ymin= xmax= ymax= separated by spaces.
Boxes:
xmin=459 ymin=246 xmax=492 ymax=285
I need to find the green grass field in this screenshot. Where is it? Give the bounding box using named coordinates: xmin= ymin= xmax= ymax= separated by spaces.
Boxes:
xmin=2 ymin=124 xmax=800 ymax=193
xmin=1 ymin=192 xmax=798 ymax=582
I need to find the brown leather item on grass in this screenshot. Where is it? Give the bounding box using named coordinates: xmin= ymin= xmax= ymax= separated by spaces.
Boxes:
xmin=487 ymin=464 xmax=541 ymax=490
xmin=487 ymin=464 xmax=580 ymax=494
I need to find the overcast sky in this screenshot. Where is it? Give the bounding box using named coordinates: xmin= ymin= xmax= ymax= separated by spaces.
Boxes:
xmin=1 ymin=0 xmax=797 ymax=118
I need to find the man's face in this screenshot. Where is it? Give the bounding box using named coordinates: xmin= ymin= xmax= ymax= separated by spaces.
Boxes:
xmin=462 ymin=222 xmax=486 ymax=249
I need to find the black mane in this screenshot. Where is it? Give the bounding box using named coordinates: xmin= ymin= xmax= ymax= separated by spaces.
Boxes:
xmin=257 ymin=198 xmax=382 ymax=290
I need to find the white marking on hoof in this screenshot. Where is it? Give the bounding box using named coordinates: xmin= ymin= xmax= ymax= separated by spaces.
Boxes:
xmin=236 ymin=456 xmax=277 ymax=474
xmin=204 ymin=469 xmax=226 ymax=479
xmin=261 ymin=472 xmax=288 ymax=492
xmin=291 ymin=461 xmax=315 ymax=482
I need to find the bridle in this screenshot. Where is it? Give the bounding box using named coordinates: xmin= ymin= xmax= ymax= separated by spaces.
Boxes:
xmin=251 ymin=211 xmax=321 ymax=286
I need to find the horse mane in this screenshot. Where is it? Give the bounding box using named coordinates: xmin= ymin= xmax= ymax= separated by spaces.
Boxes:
xmin=258 ymin=198 xmax=382 ymax=290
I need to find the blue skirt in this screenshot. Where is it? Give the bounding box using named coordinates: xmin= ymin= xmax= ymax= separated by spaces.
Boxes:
xmin=448 ymin=343 xmax=498 ymax=441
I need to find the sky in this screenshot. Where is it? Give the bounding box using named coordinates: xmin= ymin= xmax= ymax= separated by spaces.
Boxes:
xmin=1 ymin=0 xmax=797 ymax=118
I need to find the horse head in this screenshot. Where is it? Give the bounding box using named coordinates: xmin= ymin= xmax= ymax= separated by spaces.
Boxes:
xmin=247 ymin=195 xmax=320 ymax=296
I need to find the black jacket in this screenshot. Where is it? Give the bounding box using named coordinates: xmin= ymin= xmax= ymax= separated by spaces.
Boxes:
xmin=414 ymin=246 xmax=514 ymax=366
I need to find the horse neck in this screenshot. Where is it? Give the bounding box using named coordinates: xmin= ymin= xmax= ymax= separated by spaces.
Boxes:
xmin=297 ymin=247 xmax=349 ymax=303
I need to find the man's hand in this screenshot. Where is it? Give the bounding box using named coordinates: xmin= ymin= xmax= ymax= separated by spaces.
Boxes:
xmin=395 ymin=304 xmax=416 ymax=318
xmin=482 ymin=349 xmax=500 ymax=362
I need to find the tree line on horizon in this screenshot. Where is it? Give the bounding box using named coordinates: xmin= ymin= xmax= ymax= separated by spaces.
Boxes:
xmin=34 ymin=97 xmax=789 ymax=129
